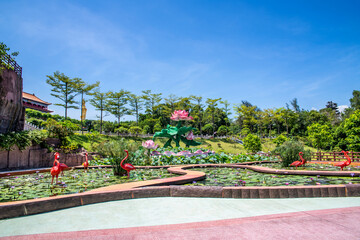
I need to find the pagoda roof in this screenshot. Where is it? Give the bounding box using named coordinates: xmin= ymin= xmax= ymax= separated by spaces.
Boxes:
xmin=23 ymin=92 xmax=51 ymax=105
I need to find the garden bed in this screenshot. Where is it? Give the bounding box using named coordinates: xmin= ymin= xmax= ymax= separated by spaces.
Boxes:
xmin=186 ymin=167 xmax=360 ymax=187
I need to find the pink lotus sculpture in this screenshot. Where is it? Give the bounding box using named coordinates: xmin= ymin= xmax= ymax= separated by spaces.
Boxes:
xmin=170 ymin=110 xmax=194 ymax=121
xmin=142 ymin=140 xmax=159 ymax=149
xmin=154 ymin=110 xmax=200 ymax=148
xmin=142 ymin=140 xmax=158 ymax=165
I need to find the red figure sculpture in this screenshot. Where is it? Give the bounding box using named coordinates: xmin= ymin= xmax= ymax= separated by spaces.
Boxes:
xmin=82 ymin=152 xmax=89 ymax=171
xmin=54 ymin=152 xmax=68 ymax=176
xmin=50 ymin=158 xmax=61 ymax=184
xmin=334 ymin=150 xmax=352 ymax=170
xmin=290 ymin=152 xmax=306 ymax=169
xmin=120 ymin=150 xmax=136 ymax=178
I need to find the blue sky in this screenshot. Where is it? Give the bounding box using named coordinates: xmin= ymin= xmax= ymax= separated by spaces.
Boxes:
xmin=1 ymin=0 xmax=359 ymax=121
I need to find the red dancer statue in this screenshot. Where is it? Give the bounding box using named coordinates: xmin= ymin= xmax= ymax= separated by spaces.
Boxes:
xmin=82 ymin=152 xmax=89 ymax=171
xmin=50 ymin=157 xmax=61 ymax=184
xmin=290 ymin=152 xmax=306 ymax=169
xmin=334 ymin=150 xmax=352 ymax=170
xmin=121 ymin=150 xmax=136 ymax=178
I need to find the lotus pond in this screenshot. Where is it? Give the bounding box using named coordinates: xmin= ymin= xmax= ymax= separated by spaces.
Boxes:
xmin=187 ymin=167 xmax=360 ymax=187
xmin=0 ymin=168 xmax=172 ymax=202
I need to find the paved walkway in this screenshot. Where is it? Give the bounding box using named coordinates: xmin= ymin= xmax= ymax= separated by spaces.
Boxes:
xmin=0 ymin=197 xmax=360 ymax=239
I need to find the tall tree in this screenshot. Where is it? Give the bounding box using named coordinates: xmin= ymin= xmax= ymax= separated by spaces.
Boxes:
xmin=107 ymin=89 xmax=130 ymax=125
xmin=206 ymin=98 xmax=222 ymax=136
xmin=46 ymin=71 xmax=82 ymax=119
xmin=128 ymin=93 xmax=143 ymax=124
xmin=190 ymin=95 xmax=204 ymax=134
xmin=74 ymin=79 xmax=99 ymax=132
xmin=163 ymin=94 xmax=179 ymax=118
xmin=89 ymin=89 xmax=110 ymax=133
xmin=220 ymin=100 xmax=231 ymax=135
xmin=142 ymin=90 xmax=162 ymax=115
xmin=290 ymin=98 xmax=300 ymax=113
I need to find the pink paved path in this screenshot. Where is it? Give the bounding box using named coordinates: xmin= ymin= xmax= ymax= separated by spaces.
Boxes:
xmin=4 ymin=206 xmax=360 ymax=240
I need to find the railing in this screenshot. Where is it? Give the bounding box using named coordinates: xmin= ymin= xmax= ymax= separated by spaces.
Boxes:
xmin=24 ymin=121 xmax=42 ymax=131
xmin=310 ymin=151 xmax=360 ymax=162
xmin=0 ymin=52 xmax=22 ymax=77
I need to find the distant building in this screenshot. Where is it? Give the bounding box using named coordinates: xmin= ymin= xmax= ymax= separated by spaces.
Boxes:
xmin=22 ymin=92 xmax=52 ymax=113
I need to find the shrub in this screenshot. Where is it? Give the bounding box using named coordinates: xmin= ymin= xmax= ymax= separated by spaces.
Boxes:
xmin=115 ymin=126 xmax=129 ymax=134
xmin=217 ymin=125 xmax=229 ymax=136
xmin=240 ymin=127 xmax=250 ymax=136
xmin=274 ymin=140 xmax=311 ymax=167
xmin=243 ymin=133 xmax=262 ymax=153
xmin=95 ymin=139 xmax=139 ymax=176
xmin=153 ymin=123 xmax=162 ymax=133
xmin=202 ymin=124 xmax=214 ymax=135
xmin=129 ymin=126 xmax=142 ymax=136
xmin=142 ymin=125 xmax=151 ymax=134
xmin=273 ymin=134 xmax=288 ymax=147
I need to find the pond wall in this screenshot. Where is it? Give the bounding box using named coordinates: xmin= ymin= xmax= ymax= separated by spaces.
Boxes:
xmin=0 ymin=145 xmax=87 ymax=171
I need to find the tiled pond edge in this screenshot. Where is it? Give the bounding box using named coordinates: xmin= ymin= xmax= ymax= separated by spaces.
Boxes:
xmin=0 ymin=162 xmax=359 ymax=220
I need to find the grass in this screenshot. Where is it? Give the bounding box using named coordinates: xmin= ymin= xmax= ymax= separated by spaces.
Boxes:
xmin=69 ymin=133 xmax=319 ymax=155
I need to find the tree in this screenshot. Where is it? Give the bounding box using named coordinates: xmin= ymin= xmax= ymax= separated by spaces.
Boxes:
xmin=89 ymin=89 xmax=110 ymax=133
xmin=350 ymin=90 xmax=360 ymax=110
xmin=128 ymin=93 xmax=143 ymax=124
xmin=234 ymin=103 xmax=258 ymax=133
xmin=163 ymin=94 xmax=180 ymax=118
xmin=0 ymin=42 xmax=19 ymax=72
xmin=142 ymin=90 xmax=162 ymax=115
xmin=46 ymin=71 xmax=82 ymax=119
xmin=107 ymin=90 xmax=130 ymax=125
xmin=307 ymin=123 xmax=333 ymax=150
xmin=343 ymin=110 xmax=360 ymax=151
xmin=74 ymin=79 xmax=99 ymax=132
xmin=206 ymin=98 xmax=222 ymax=136
xmin=190 ymin=95 xmax=204 ymax=134
xmin=221 ymin=100 xmax=231 ymax=135
xmin=290 ymin=98 xmax=300 ymax=113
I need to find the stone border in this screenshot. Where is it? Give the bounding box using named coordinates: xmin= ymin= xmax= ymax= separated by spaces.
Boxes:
xmin=0 ymin=162 xmax=359 ymax=220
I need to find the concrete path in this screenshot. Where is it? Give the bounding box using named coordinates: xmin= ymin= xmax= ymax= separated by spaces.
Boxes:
xmin=0 ymin=197 xmax=360 ymax=239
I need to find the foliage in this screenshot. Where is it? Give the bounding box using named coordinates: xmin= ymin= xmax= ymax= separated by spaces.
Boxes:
xmin=343 ymin=110 xmax=360 ymax=151
xmin=0 ymin=130 xmax=49 ymax=151
xmin=95 ymin=139 xmax=139 ymax=175
xmin=274 ymin=141 xmax=311 ymax=167
xmin=202 ymin=123 xmax=214 ymax=135
xmin=129 ymin=126 xmax=142 ymax=136
xmin=46 ymin=71 xmax=83 ymax=119
xmin=142 ymin=125 xmax=151 ymax=134
xmin=0 ymin=42 xmax=19 ymax=71
xmin=273 ymin=134 xmax=288 ymax=147
xmin=153 ymin=123 xmax=162 ymax=133
xmin=115 ymin=126 xmax=129 ymax=134
xmin=217 ymin=125 xmax=229 ymax=136
xmin=307 ymin=123 xmax=333 ymax=150
xmin=44 ymin=119 xmax=76 ymax=146
xmin=243 ymin=134 xmax=262 ymax=153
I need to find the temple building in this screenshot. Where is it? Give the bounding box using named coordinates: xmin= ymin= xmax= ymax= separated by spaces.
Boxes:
xmin=22 ymin=92 xmax=52 ymax=113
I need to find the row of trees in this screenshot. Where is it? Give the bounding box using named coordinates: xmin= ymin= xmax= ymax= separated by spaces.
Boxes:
xmin=44 ymin=71 xmax=360 ymax=151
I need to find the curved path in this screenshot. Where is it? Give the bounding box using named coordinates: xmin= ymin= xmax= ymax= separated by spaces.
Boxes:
xmin=0 ymin=197 xmax=360 ymax=239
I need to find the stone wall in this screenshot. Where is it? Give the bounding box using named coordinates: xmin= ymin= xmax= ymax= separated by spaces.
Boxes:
xmin=0 ymin=68 xmax=24 ymax=133
xmin=0 ymin=145 xmax=87 ymax=170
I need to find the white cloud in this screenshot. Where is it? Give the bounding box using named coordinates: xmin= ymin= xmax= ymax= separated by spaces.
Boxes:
xmin=338 ymin=105 xmax=349 ymax=113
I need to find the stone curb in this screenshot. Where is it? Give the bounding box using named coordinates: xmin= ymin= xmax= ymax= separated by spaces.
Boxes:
xmin=1 ymin=184 xmax=359 ymax=220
